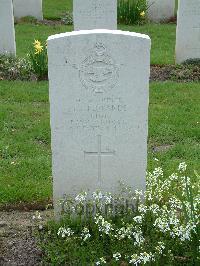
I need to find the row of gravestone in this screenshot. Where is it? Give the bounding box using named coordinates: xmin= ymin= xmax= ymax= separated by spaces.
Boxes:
xmin=0 ymin=0 xmax=42 ymax=56
xmin=7 ymin=0 xmax=177 ymax=23
xmin=0 ymin=0 xmax=199 ymax=63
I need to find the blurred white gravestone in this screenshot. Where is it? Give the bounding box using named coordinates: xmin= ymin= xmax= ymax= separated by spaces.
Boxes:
xmin=73 ymin=0 xmax=117 ymax=30
xmin=13 ymin=0 xmax=43 ymax=20
xmin=0 ymin=0 xmax=16 ymax=55
xmin=176 ymin=0 xmax=200 ymax=64
xmin=147 ymin=0 xmax=175 ymax=22
xmin=48 ymin=30 xmax=151 ymax=215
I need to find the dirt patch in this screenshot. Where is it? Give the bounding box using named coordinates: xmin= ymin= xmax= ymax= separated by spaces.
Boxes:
xmin=150 ymin=64 xmax=200 ymax=82
xmin=1 ymin=62 xmax=200 ymax=82
xmin=150 ymin=65 xmax=173 ymax=81
xmin=152 ymin=144 xmax=174 ymax=153
xmin=0 ymin=210 xmax=53 ymax=266
xmin=0 ymin=200 xmax=53 ymax=212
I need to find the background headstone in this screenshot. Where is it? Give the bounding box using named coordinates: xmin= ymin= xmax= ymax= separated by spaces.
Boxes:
xmin=176 ymin=0 xmax=200 ymax=64
xmin=13 ymin=0 xmax=43 ymax=20
xmin=48 ymin=30 xmax=151 ymax=214
xmin=73 ymin=0 xmax=117 ymax=30
xmin=147 ymin=0 xmax=175 ymax=22
xmin=0 ymin=0 xmax=16 ymax=55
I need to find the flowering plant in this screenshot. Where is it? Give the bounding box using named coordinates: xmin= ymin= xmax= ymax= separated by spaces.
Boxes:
xmin=38 ymin=163 xmax=200 ymax=265
xmin=29 ymin=39 xmax=48 ymax=80
xmin=118 ymin=0 xmax=147 ymax=25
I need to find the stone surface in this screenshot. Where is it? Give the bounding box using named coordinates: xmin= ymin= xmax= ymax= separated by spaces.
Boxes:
xmin=13 ymin=0 xmax=43 ymax=20
xmin=73 ymin=0 xmax=117 ymax=30
xmin=147 ymin=0 xmax=175 ymax=22
xmin=176 ymin=0 xmax=200 ymax=64
xmin=0 ymin=0 xmax=16 ymax=56
xmin=48 ymin=30 xmax=151 ymax=215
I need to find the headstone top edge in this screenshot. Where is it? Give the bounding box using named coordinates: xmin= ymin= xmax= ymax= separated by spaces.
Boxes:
xmin=47 ymin=30 xmax=151 ymax=43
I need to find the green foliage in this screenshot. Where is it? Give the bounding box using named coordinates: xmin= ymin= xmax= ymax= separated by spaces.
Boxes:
xmin=28 ymin=40 xmax=48 ymax=80
xmin=183 ymin=59 xmax=200 ymax=66
xmin=0 ymin=55 xmax=31 ymax=80
xmin=37 ymin=164 xmax=199 ymax=265
xmin=118 ymin=0 xmax=147 ymax=25
xmin=61 ymin=11 xmax=73 ymax=25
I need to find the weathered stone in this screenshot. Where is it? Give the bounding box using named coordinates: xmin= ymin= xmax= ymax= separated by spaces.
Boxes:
xmin=13 ymin=0 xmax=43 ymax=20
xmin=73 ymin=0 xmax=117 ymax=30
xmin=147 ymin=0 xmax=175 ymax=22
xmin=0 ymin=0 xmax=16 ymax=56
xmin=48 ymin=30 xmax=151 ymax=215
xmin=176 ymin=0 xmax=200 ymax=64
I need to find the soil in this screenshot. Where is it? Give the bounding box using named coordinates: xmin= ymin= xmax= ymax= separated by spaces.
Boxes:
xmin=0 ymin=210 xmax=53 ymax=266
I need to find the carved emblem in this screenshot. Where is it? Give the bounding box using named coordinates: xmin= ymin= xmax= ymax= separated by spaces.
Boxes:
xmin=79 ymin=43 xmax=119 ymax=93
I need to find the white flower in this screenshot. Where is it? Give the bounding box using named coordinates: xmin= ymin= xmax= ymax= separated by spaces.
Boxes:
xmin=96 ymin=257 xmax=106 ymax=265
xmin=133 ymin=215 xmax=143 ymax=224
xmin=57 ymin=227 xmax=74 ymax=238
xmin=178 ymin=162 xmax=187 ymax=172
xmin=81 ymin=227 xmax=91 ymax=242
xmin=138 ymin=204 xmax=148 ymax=214
xmin=129 ymin=254 xmax=140 ymax=265
xmin=95 ymin=215 xmax=113 ymax=235
xmin=75 ymin=192 xmax=87 ymax=204
xmin=133 ymin=229 xmax=145 ymax=246
xmin=113 ymin=252 xmax=121 ymax=261
xmin=169 ymin=173 xmax=178 ymax=181
xmin=153 ymin=217 xmax=170 ymax=233
xmin=104 ymin=193 xmax=112 ymax=204
xmin=93 ymin=191 xmax=103 ymax=201
xmin=139 ymin=252 xmax=153 ymax=264
xmin=135 ymin=190 xmax=143 ymax=196
xmin=153 ymin=167 xmax=163 ymax=178
xmin=155 ymin=242 xmax=165 ymax=254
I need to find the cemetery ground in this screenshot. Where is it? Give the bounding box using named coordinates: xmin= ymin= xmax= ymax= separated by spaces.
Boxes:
xmin=0 ymin=81 xmax=200 ymax=207
xmin=0 ymin=3 xmax=200 ymax=266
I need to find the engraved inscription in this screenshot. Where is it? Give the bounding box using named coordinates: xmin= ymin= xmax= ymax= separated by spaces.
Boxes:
xmin=67 ymin=96 xmax=132 ymax=133
xmin=79 ymin=43 xmax=119 ymax=93
xmin=84 ymin=135 xmax=115 ymax=186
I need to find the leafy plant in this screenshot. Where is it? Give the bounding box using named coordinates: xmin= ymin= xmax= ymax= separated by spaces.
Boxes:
xmin=0 ymin=55 xmax=32 ymax=81
xmin=118 ymin=0 xmax=147 ymax=25
xmin=28 ymin=40 xmax=48 ymax=80
xmin=61 ymin=11 xmax=73 ymax=25
xmin=36 ymin=163 xmax=200 ymax=265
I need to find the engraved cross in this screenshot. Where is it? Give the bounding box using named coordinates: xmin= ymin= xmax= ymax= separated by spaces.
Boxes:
xmin=84 ymin=135 xmax=115 ymax=186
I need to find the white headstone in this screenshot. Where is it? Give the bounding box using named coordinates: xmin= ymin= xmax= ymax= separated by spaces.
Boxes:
xmin=147 ymin=0 xmax=175 ymax=22
xmin=0 ymin=0 xmax=16 ymax=56
xmin=13 ymin=0 xmax=43 ymax=20
xmin=176 ymin=0 xmax=200 ymax=64
xmin=48 ymin=30 xmax=151 ymax=214
xmin=73 ymin=0 xmax=117 ymax=30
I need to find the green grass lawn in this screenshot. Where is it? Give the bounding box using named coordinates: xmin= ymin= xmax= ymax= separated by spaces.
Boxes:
xmin=0 ymin=81 xmax=199 ymax=206
xmin=15 ymin=23 xmax=176 ymax=65
xmin=43 ymin=0 xmax=72 ymax=19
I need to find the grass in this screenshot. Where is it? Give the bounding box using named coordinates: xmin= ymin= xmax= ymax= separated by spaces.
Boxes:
xmin=43 ymin=0 xmax=72 ymax=20
xmin=0 ymin=81 xmax=51 ymax=205
xmin=15 ymin=23 xmax=176 ymax=65
xmin=0 ymin=81 xmax=199 ymax=206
